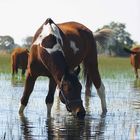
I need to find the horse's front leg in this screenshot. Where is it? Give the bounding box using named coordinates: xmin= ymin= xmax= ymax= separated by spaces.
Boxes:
xmin=19 ymin=72 xmax=37 ymax=115
xmin=46 ymin=77 xmax=57 ymax=117
xmin=85 ymin=75 xmax=92 ymax=95
xmin=134 ymin=67 xmax=138 ymax=78
xmin=22 ymin=68 xmax=26 ymax=76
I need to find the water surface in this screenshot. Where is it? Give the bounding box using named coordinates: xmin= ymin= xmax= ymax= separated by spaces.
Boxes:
xmin=0 ymin=74 xmax=140 ymax=140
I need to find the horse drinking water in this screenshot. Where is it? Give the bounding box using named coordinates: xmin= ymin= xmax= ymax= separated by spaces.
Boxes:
xmin=19 ymin=18 xmax=110 ymax=119
xmin=11 ymin=47 xmax=29 ymax=76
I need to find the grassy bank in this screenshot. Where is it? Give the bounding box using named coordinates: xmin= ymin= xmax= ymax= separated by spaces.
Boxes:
xmin=98 ymin=56 xmax=133 ymax=79
xmin=0 ymin=53 xmax=133 ymax=79
xmin=0 ymin=53 xmax=11 ymax=73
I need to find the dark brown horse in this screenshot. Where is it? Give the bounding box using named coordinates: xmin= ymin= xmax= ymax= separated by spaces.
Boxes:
xmin=124 ymin=47 xmax=140 ymax=78
xmin=11 ymin=47 xmax=29 ymax=76
xmin=19 ymin=18 xmax=110 ymax=119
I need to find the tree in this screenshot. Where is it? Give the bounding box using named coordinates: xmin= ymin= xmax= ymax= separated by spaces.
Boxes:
xmin=97 ymin=22 xmax=134 ymax=56
xmin=0 ymin=35 xmax=15 ymax=52
xmin=22 ymin=36 xmax=33 ymax=49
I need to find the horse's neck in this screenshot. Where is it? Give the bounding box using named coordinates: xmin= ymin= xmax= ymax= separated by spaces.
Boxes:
xmin=49 ymin=51 xmax=68 ymax=85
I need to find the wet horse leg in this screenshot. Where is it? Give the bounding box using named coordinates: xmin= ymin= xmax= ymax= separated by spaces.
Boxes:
xmin=85 ymin=75 xmax=92 ymax=95
xmin=90 ymin=67 xmax=107 ymax=116
xmin=19 ymin=72 xmax=37 ymax=115
xmin=22 ymin=69 xmax=26 ymax=76
xmin=12 ymin=64 xmax=15 ymax=76
xmin=84 ymin=54 xmax=107 ymax=116
xmin=45 ymin=77 xmax=57 ymax=117
xmin=134 ymin=67 xmax=138 ymax=78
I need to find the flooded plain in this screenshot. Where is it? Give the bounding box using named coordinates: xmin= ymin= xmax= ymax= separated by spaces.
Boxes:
xmin=0 ymin=66 xmax=140 ymax=139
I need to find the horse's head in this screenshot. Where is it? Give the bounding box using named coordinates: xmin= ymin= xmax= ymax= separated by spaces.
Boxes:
xmin=59 ymin=66 xmax=86 ymax=120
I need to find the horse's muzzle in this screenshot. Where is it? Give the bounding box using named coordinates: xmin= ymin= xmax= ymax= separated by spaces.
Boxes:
xmin=75 ymin=106 xmax=86 ymax=120
xmin=76 ymin=111 xmax=86 ymax=120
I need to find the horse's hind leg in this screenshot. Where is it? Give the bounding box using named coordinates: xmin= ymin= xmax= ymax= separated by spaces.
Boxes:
xmin=45 ymin=77 xmax=57 ymax=117
xmin=84 ymin=56 xmax=107 ymax=116
xmin=19 ymin=72 xmax=37 ymax=115
xmin=92 ymin=68 xmax=107 ymax=115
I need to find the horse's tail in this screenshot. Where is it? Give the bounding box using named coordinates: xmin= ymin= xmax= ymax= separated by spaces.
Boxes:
xmin=123 ymin=47 xmax=137 ymax=54
xmin=93 ymin=28 xmax=115 ymax=47
xmin=82 ymin=31 xmax=101 ymax=92
xmin=82 ymin=29 xmax=114 ymax=92
xmin=82 ymin=62 xmax=93 ymax=93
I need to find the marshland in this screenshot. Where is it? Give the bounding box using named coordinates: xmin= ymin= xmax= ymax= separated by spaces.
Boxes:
xmin=0 ymin=53 xmax=140 ymax=139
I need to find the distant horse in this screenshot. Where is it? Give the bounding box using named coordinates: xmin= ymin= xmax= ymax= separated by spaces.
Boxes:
xmin=124 ymin=47 xmax=140 ymax=78
xmin=19 ymin=18 xmax=111 ymax=119
xmin=11 ymin=47 xmax=29 ymax=76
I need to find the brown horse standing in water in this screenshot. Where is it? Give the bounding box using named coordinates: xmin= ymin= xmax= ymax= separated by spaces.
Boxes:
xmin=19 ymin=18 xmax=110 ymax=119
xmin=11 ymin=47 xmax=29 ymax=76
xmin=124 ymin=47 xmax=140 ymax=78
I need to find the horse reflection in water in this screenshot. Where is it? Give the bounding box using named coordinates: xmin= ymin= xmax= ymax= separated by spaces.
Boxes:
xmin=19 ymin=18 xmax=111 ymax=119
xmin=19 ymin=114 xmax=106 ymax=139
xmin=46 ymin=116 xmax=106 ymax=139
xmin=11 ymin=76 xmax=25 ymax=87
xmin=20 ymin=116 xmax=33 ymax=140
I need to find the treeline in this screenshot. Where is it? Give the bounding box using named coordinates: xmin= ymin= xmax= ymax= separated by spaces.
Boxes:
xmin=96 ymin=22 xmax=135 ymax=56
xmin=0 ymin=21 xmax=139 ymax=56
xmin=0 ymin=36 xmax=33 ymax=53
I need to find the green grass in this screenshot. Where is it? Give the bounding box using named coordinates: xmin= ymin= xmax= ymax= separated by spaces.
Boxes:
xmin=0 ymin=53 xmax=134 ymax=79
xmin=0 ymin=53 xmax=11 ymax=73
xmin=98 ymin=56 xmax=133 ymax=79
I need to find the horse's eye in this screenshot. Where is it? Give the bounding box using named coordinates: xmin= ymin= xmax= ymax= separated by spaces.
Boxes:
xmin=62 ymin=81 xmax=72 ymax=92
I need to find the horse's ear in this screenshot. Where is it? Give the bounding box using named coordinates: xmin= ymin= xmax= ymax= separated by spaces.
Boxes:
xmin=45 ymin=18 xmax=54 ymax=25
xmin=74 ymin=66 xmax=80 ymax=76
xmin=26 ymin=49 xmax=29 ymax=53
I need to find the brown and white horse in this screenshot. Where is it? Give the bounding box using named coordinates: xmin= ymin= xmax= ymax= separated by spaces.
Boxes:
xmin=19 ymin=18 xmax=110 ymax=119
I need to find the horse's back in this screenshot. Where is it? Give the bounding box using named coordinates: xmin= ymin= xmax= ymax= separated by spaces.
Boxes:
xmin=30 ymin=20 xmax=96 ymax=72
xmin=130 ymin=47 xmax=140 ymax=68
xmin=58 ymin=21 xmax=92 ymax=37
xmin=11 ymin=47 xmax=29 ymax=68
xmin=57 ymin=22 xmax=96 ymax=68
xmin=131 ymin=47 xmax=140 ymax=52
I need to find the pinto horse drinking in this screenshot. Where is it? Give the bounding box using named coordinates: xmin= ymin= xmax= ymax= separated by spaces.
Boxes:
xmin=19 ymin=18 xmax=110 ymax=119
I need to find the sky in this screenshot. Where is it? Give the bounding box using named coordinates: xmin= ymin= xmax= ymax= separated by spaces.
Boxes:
xmin=0 ymin=0 xmax=140 ymax=45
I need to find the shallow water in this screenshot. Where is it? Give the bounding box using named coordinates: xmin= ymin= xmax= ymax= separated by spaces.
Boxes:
xmin=0 ymin=74 xmax=140 ymax=140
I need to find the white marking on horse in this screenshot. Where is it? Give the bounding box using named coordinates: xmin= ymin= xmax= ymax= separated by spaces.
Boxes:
xmin=19 ymin=103 xmax=25 ymax=115
xmin=33 ymin=22 xmax=63 ymax=47
xmin=50 ymin=23 xmax=63 ymax=46
xmin=33 ymin=23 xmax=50 ymax=45
xmin=97 ymin=81 xmax=107 ymax=112
xmin=70 ymin=41 xmax=79 ymax=54
xmin=45 ymin=42 xmax=64 ymax=56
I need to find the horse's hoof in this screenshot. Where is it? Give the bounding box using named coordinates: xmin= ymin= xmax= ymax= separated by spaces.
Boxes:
xmin=101 ymin=109 xmax=107 ymax=118
xmin=19 ymin=111 xmax=24 ymax=117
xmin=19 ymin=104 xmax=25 ymax=115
